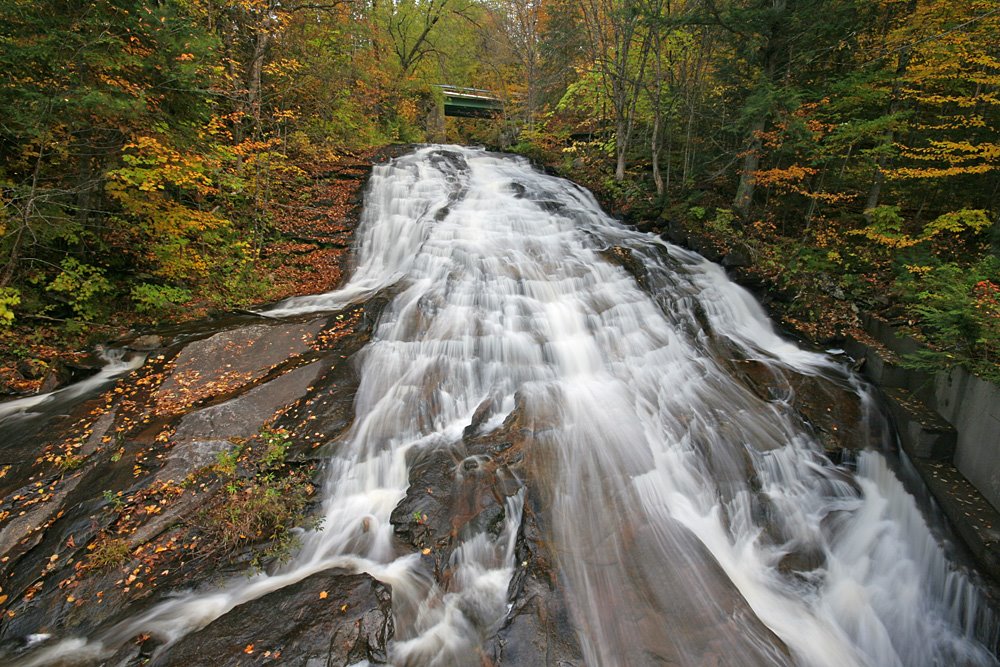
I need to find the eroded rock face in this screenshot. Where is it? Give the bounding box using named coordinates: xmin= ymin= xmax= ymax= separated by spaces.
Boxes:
xmin=0 ymin=313 xmax=371 ymax=657
xmin=148 ymin=571 xmax=393 ymax=666
xmin=157 ymin=361 xmax=324 ymax=483
xmin=126 ymin=335 xmax=164 ymax=352
xmin=489 ymin=501 xmax=584 ymax=667
xmin=600 ymin=246 xmax=650 ymax=290
xmin=729 ymin=357 xmax=869 ymax=455
xmin=154 ymin=321 xmax=325 ymax=415
xmin=384 ymin=397 xmax=589 ymax=667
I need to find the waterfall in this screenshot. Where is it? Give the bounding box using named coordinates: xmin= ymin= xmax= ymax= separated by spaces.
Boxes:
xmin=15 ymin=145 xmax=997 ymax=666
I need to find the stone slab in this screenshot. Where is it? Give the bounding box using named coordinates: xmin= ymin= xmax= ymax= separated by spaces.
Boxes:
xmin=158 ymin=361 xmax=324 ymax=482
xmin=883 ymin=387 xmax=957 ymax=460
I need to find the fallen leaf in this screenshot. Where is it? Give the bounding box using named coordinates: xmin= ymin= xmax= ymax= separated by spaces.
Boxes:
xmin=319 ymin=590 xmax=328 ymax=599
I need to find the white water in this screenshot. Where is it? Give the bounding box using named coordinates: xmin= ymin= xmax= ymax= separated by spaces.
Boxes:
xmin=0 ymin=348 xmax=145 ymax=426
xmin=16 ymin=146 xmax=997 ymax=666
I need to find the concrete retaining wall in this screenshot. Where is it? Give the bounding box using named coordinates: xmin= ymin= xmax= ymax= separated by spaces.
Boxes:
xmin=852 ymin=313 xmax=1000 ymax=512
xmin=935 ymin=368 xmax=1000 ymax=512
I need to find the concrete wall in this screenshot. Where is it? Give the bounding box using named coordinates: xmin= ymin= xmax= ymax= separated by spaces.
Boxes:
xmin=857 ymin=313 xmax=1000 ymax=512
xmin=934 ymin=368 xmax=1000 ymax=512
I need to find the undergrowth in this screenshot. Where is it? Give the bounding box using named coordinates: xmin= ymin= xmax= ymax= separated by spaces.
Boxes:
xmin=196 ymin=427 xmax=316 ymax=569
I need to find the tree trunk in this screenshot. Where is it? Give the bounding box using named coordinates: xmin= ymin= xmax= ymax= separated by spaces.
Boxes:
xmin=615 ymin=113 xmax=628 ymax=181
xmin=865 ymin=166 xmax=886 ymax=212
xmin=247 ymin=29 xmax=272 ymax=139
xmin=732 ymin=0 xmax=786 ymax=216
xmin=651 ymin=109 xmax=663 ymax=196
xmin=734 ymin=113 xmax=766 ymax=216
xmin=2 ymin=149 xmax=43 ymax=288
xmin=665 ymin=123 xmax=673 ymax=194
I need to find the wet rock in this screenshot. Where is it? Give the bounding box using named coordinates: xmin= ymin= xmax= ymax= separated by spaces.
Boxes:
xmin=685 ymin=231 xmax=723 ymax=262
xmin=722 ymin=242 xmax=752 ymax=268
xmin=127 ymin=335 xmax=164 ymax=352
xmin=727 ymin=264 xmax=767 ymax=290
xmin=0 ymin=475 xmax=84 ymax=560
xmin=623 ymin=519 xmax=792 ymax=666
xmin=156 ymin=362 xmax=323 ymax=482
xmin=600 ymin=246 xmax=649 ymax=290
xmin=633 ymin=219 xmax=661 ymax=234
xmin=777 ymin=546 xmax=827 ymax=577
xmin=494 ymin=567 xmax=583 ymax=667
xmin=16 ymin=358 xmax=48 ymax=380
xmin=0 ymin=366 xmax=26 ymax=395
xmin=391 ymin=438 xmax=523 ymax=549
xmin=158 ymin=438 xmax=233 ymax=485
xmin=152 ymin=571 xmax=393 ymax=666
xmin=155 ymin=320 xmax=324 ymax=412
xmin=732 ymin=358 xmax=867 ymax=454
xmin=661 ymin=219 xmax=688 ymax=246
xmin=390 ymin=446 xmax=458 ymax=550
xmin=490 ymin=502 xmax=584 ymax=667
xmin=36 ymin=360 xmax=75 ymax=393
xmin=64 ymin=357 xmax=103 ymax=382
xmin=452 ymin=456 xmax=519 ymax=542
xmin=81 ymin=407 xmax=117 ymax=456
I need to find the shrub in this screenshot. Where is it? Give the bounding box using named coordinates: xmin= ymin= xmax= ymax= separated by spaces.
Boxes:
xmin=899 ymin=258 xmax=1000 ymax=381
xmin=130 ymin=283 xmax=192 ymax=315
xmin=46 ymin=258 xmax=112 ymax=320
xmin=0 ymin=287 xmax=19 ymax=326
xmin=87 ymin=535 xmax=131 ymax=569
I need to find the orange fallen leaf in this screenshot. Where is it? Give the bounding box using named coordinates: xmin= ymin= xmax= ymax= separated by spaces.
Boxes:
xmin=244 ymin=644 xmax=254 ymax=654
xmin=319 ymin=590 xmax=328 ymax=599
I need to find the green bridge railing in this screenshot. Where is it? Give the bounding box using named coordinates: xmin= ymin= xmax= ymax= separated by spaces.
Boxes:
xmin=435 ymin=85 xmax=503 ymax=118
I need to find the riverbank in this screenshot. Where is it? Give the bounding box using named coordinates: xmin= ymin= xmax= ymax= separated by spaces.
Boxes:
xmin=0 ymin=146 xmax=393 ymax=662
xmin=0 ymin=145 xmax=405 ymax=398
xmin=580 ymin=180 xmax=1000 ymax=586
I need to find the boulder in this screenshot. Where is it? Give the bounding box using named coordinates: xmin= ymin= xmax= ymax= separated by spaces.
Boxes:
xmin=127 ymin=335 xmax=164 ymax=352
xmin=152 ymin=571 xmax=393 ymax=666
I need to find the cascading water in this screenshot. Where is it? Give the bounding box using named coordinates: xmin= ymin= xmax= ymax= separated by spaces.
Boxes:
xmin=0 ymin=349 xmax=145 ymax=426
xmin=13 ymin=145 xmax=998 ymax=666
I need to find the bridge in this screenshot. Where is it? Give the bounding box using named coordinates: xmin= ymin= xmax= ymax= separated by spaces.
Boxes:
xmin=435 ymin=85 xmax=503 ymax=118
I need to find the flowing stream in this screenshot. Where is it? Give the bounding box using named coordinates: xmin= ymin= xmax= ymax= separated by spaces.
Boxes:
xmin=0 ymin=350 xmax=145 ymax=427
xmin=13 ymin=145 xmax=999 ymax=666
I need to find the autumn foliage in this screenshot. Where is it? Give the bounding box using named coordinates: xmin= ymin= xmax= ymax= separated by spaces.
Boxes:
xmin=0 ymin=0 xmax=997 ymax=380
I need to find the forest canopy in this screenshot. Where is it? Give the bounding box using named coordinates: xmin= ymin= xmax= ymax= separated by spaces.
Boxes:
xmin=0 ymin=0 xmax=997 ymax=378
